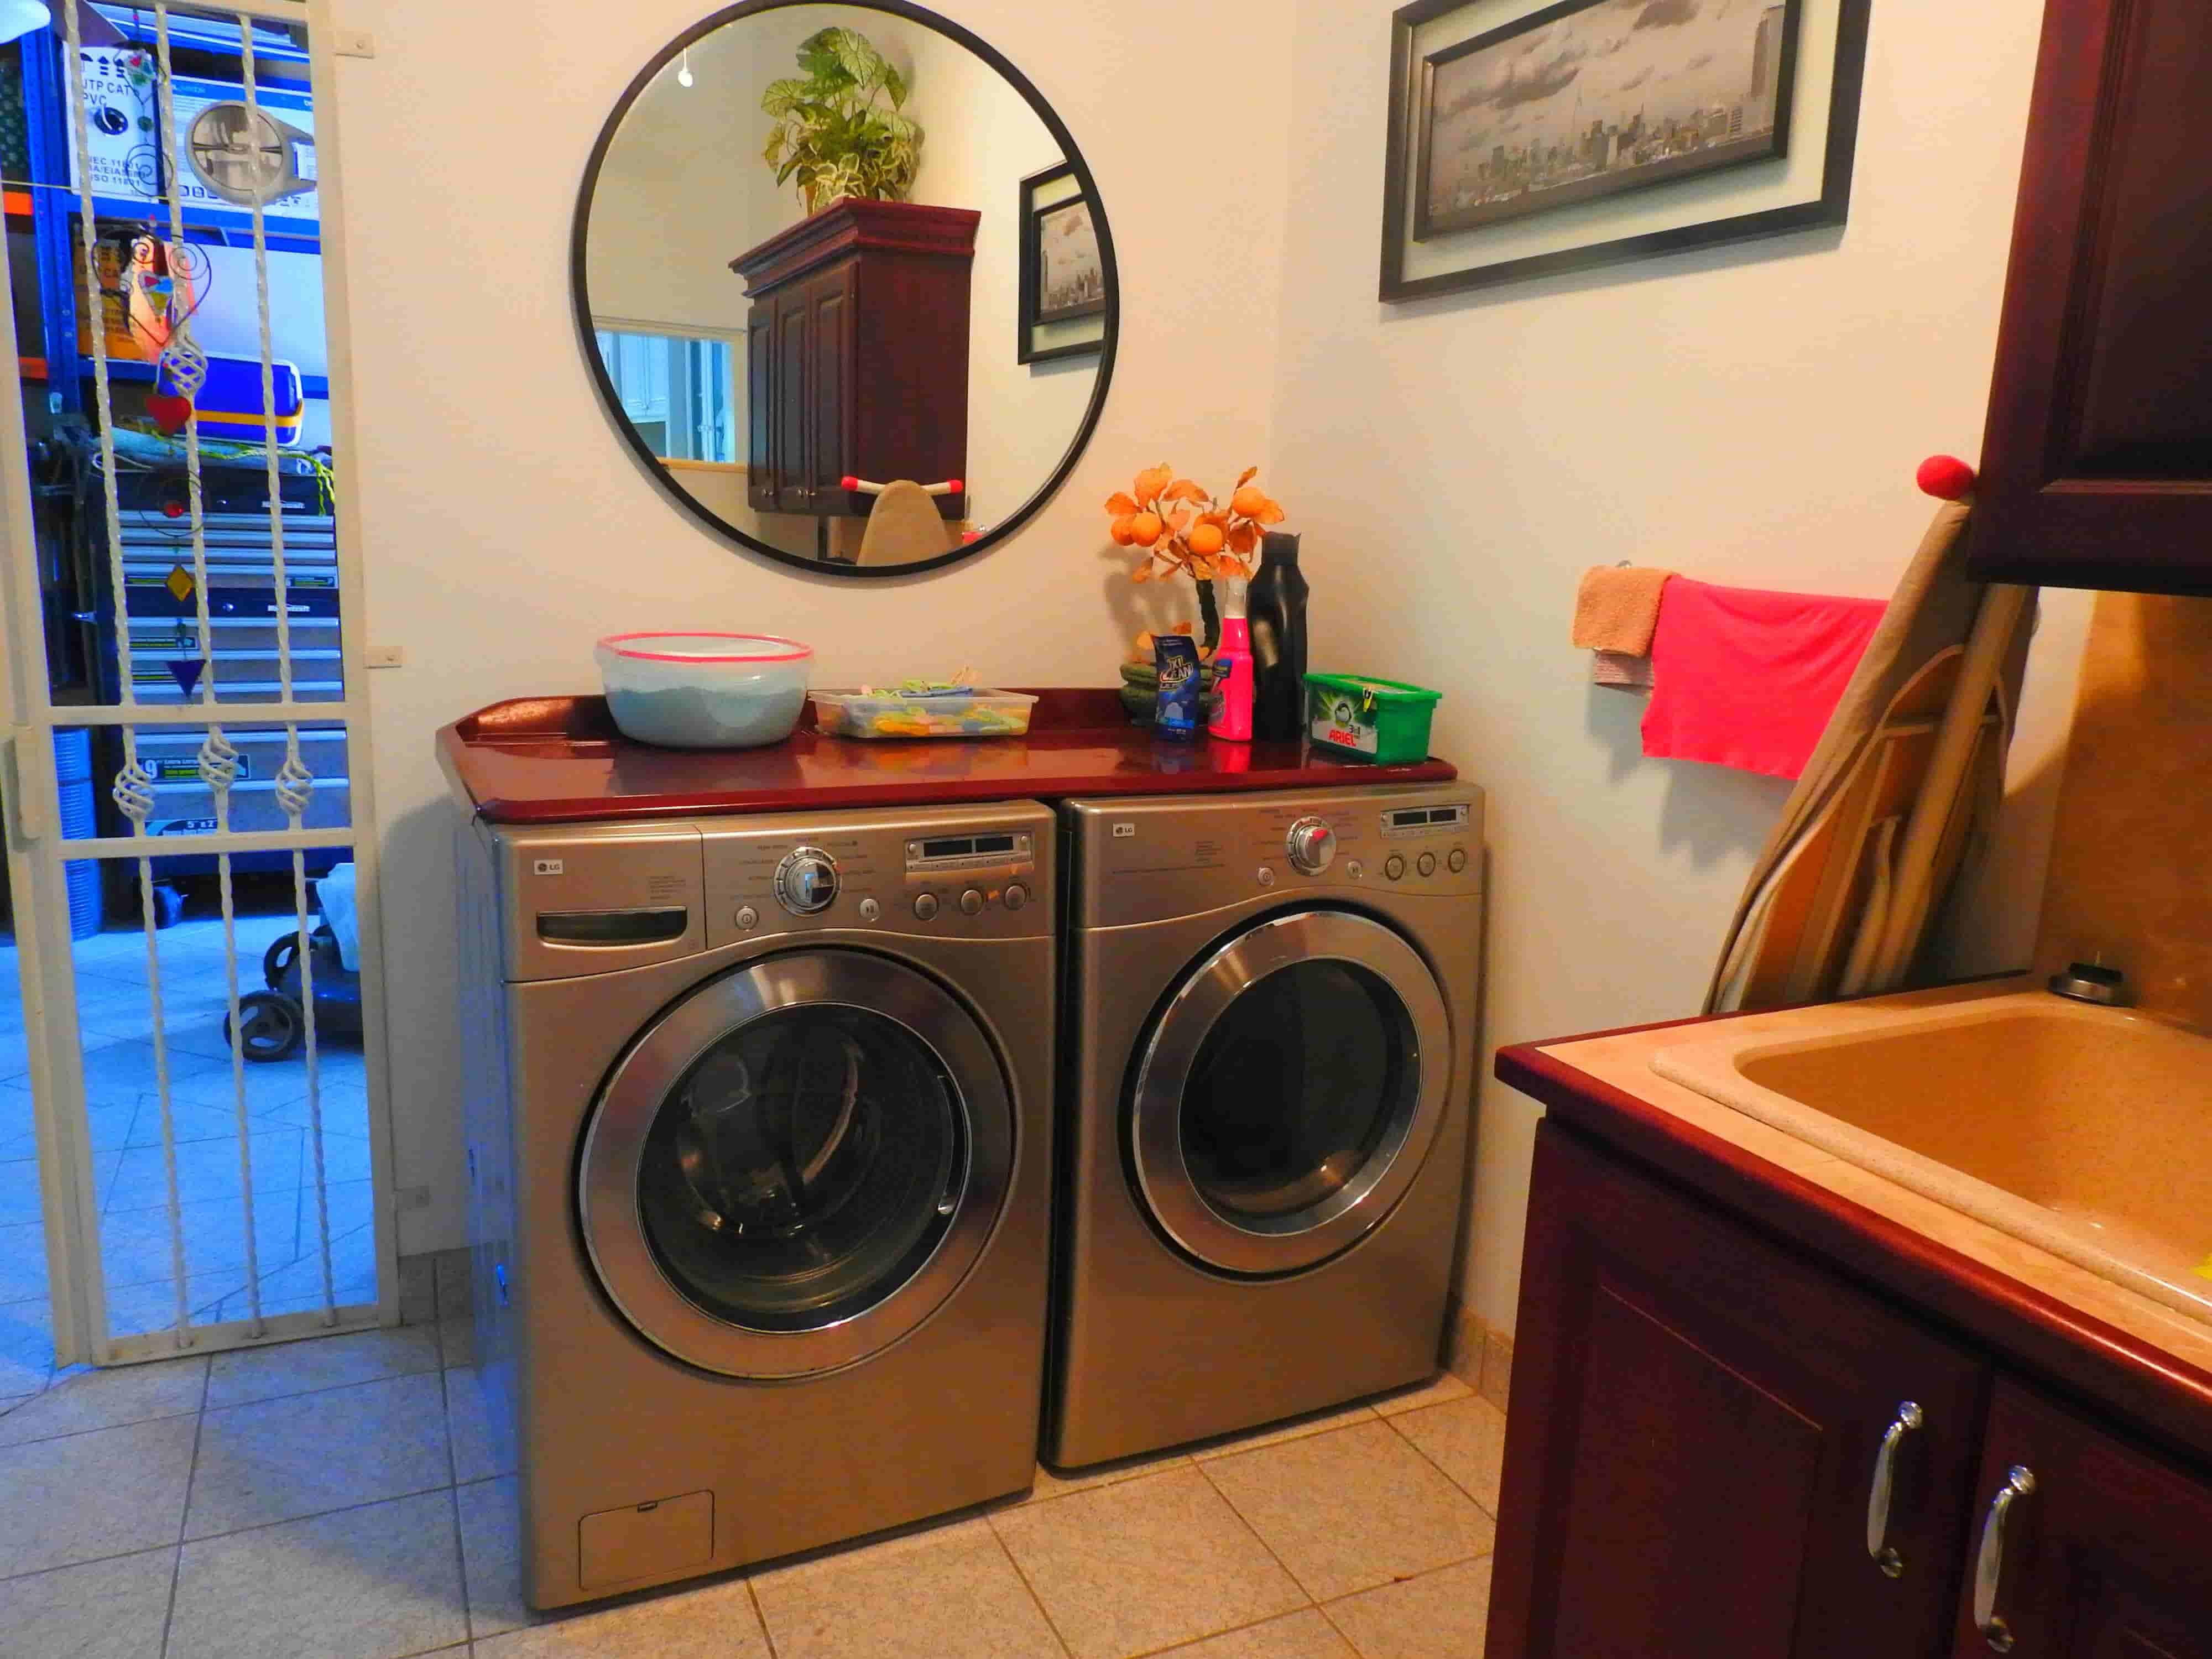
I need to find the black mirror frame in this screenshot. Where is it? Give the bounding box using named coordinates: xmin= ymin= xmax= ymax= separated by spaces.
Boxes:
xmin=572 ymin=0 xmax=1120 ymax=580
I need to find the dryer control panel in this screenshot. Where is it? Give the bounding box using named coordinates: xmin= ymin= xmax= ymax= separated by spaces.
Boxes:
xmin=702 ymin=802 xmax=1053 ymax=949
xmin=1069 ymin=783 xmax=1483 ymax=930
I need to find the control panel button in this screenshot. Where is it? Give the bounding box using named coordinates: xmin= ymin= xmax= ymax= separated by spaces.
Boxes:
xmin=959 ymin=889 xmax=985 ymax=916
xmin=1345 ymin=859 xmax=1364 ymax=880
xmin=1417 ymin=852 xmax=1438 ymax=877
xmin=1285 ymin=816 xmax=1337 ymax=875
xmin=858 ymin=898 xmax=881 ymax=923
xmin=1384 ymin=855 xmax=1407 ymax=881
xmin=1258 ymin=867 xmax=1276 ymax=888
xmin=1448 ymin=848 xmax=1469 ymax=874
xmin=912 ymin=893 xmax=940 ymax=921
xmin=1003 ymin=883 xmax=1029 ymax=912
xmin=734 ymin=905 xmax=760 ymax=931
xmin=774 ymin=848 xmax=840 ymax=915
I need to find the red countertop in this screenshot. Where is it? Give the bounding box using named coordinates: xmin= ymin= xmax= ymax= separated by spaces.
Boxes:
xmin=439 ymin=689 xmax=1458 ymax=825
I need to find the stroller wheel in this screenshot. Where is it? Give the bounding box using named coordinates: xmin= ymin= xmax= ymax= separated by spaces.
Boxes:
xmin=263 ymin=934 xmax=301 ymax=990
xmin=227 ymin=992 xmax=304 ymax=1063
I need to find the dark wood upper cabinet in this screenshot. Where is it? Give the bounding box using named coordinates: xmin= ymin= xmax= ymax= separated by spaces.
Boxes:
xmin=1490 ymin=1123 xmax=1990 ymax=1659
xmin=731 ymin=199 xmax=979 ymax=524
xmin=1950 ymin=1381 xmax=2212 ymax=1658
xmin=1970 ymin=0 xmax=2212 ymax=595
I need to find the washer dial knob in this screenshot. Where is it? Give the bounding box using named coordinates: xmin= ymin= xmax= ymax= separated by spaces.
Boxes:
xmin=1285 ymin=816 xmax=1337 ymax=876
xmin=773 ymin=848 xmax=839 ymax=915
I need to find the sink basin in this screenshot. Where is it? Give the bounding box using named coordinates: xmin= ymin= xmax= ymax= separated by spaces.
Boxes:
xmin=1651 ymin=992 xmax=2212 ymax=1328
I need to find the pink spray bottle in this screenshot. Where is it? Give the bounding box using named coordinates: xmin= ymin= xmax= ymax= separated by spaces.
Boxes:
xmin=1208 ymin=573 xmax=1255 ymax=742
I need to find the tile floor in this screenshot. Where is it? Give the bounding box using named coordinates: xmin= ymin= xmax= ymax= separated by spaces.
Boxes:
xmin=0 ymin=1319 xmax=1507 ymax=1659
xmin=1 ymin=917 xmax=377 ymax=1399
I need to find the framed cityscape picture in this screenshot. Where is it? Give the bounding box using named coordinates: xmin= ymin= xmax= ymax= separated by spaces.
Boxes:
xmin=1020 ymin=162 xmax=1108 ymax=364
xmin=1380 ymin=0 xmax=1871 ymax=300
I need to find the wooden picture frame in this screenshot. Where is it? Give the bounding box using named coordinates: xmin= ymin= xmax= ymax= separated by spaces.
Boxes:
xmin=1380 ymin=0 xmax=1871 ymax=302
xmin=1019 ymin=161 xmax=1107 ymax=364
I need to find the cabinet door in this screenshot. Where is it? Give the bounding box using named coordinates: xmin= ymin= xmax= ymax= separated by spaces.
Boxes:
xmin=1969 ymin=0 xmax=2212 ymax=596
xmin=806 ymin=266 xmax=855 ymax=513
xmin=1489 ymin=1123 xmax=1990 ymax=1659
xmin=745 ymin=302 xmax=776 ymax=513
xmin=774 ymin=292 xmax=811 ymax=514
xmin=1951 ymin=1380 xmax=2212 ymax=1658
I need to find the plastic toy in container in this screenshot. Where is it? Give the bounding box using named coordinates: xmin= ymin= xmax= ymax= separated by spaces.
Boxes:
xmin=813 ymin=684 xmax=1039 ymax=740
xmin=596 ymin=633 xmax=813 ymax=749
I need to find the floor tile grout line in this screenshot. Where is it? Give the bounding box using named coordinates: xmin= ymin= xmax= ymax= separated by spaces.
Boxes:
xmin=158 ymin=1385 xmax=211 ymax=1659
xmin=744 ymin=1575 xmax=783 ymax=1658
xmin=1122 ymin=1604 xmax=1331 ymax=1659
xmin=1187 ymin=1441 xmax=1338 ymax=1610
xmin=172 ymin=1475 xmax=461 ymax=1553
xmin=978 ymin=1507 xmax=1079 ymax=1659
xmin=1374 ymin=1402 xmax=1504 ymax=1524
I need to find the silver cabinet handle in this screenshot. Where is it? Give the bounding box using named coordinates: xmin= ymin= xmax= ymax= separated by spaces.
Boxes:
xmin=1866 ymin=1400 xmax=1924 ymax=1577
xmin=1973 ymin=1465 xmax=2036 ymax=1651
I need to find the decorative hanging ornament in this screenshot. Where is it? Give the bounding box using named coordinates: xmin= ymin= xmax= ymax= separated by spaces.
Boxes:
xmin=147 ymin=392 xmax=194 ymax=435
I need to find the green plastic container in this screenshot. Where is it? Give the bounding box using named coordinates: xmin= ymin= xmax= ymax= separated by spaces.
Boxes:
xmin=1305 ymin=673 xmax=1442 ymax=765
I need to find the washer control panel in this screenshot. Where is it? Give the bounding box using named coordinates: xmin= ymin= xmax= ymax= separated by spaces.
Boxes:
xmin=773 ymin=847 xmax=841 ymax=915
xmin=702 ymin=805 xmax=1052 ymax=948
xmin=1071 ymin=785 xmax=1481 ymax=929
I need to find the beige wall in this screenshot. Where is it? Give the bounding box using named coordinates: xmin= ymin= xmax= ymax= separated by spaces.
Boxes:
xmin=327 ymin=0 xmax=1291 ymax=1254
xmin=1262 ymin=0 xmax=2083 ymax=1333
xmin=2035 ymin=593 xmax=2212 ymax=1034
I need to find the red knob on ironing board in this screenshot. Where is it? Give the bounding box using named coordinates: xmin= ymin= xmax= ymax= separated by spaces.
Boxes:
xmin=1916 ymin=455 xmax=1978 ymax=500
xmin=945 ymin=479 xmax=963 ymax=495
xmin=840 ymin=475 xmax=861 ymax=492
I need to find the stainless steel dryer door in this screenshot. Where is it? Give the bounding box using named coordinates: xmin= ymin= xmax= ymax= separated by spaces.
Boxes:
xmin=1128 ymin=910 xmax=1452 ymax=1276
xmin=578 ymin=951 xmax=1012 ymax=1378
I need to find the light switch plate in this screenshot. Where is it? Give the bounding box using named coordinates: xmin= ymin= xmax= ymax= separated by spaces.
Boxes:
xmin=332 ymin=28 xmax=375 ymax=58
xmin=364 ymin=645 xmax=404 ymax=669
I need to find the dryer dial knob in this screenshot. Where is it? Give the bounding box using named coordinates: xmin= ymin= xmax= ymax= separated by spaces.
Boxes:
xmin=774 ymin=848 xmax=839 ymax=915
xmin=1285 ymin=816 xmax=1337 ymax=875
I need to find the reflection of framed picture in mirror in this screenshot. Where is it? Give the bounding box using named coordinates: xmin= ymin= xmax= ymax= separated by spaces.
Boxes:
xmin=1020 ymin=161 xmax=1107 ymax=363
xmin=1380 ymin=0 xmax=1870 ymax=301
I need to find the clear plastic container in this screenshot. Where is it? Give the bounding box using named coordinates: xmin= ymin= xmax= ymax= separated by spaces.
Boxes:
xmin=595 ymin=633 xmax=813 ymax=749
xmin=812 ymin=689 xmax=1039 ymax=740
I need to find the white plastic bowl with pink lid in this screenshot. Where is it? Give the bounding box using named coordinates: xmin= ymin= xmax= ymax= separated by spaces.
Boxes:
xmin=594 ymin=633 xmax=813 ymax=749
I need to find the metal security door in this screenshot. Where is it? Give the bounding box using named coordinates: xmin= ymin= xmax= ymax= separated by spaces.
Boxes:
xmin=0 ymin=0 xmax=393 ymax=1369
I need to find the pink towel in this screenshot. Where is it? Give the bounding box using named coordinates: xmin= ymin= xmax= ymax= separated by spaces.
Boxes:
xmin=1642 ymin=579 xmax=1886 ymax=780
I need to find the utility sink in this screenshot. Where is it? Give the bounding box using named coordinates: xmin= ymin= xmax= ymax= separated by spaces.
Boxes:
xmin=1651 ymin=991 xmax=2212 ymax=1329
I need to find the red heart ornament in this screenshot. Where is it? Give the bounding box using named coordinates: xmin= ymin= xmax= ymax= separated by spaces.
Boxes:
xmin=147 ymin=393 xmax=193 ymax=435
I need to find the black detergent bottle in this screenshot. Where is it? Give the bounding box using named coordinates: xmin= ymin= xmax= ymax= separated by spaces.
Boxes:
xmin=1247 ymin=531 xmax=1310 ymax=743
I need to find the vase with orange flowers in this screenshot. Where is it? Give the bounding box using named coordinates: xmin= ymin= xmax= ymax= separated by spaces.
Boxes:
xmin=1107 ymin=465 xmax=1287 ymax=721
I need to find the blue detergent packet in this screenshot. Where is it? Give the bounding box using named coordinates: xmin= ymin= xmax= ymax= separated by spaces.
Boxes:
xmin=1154 ymin=635 xmax=1202 ymax=742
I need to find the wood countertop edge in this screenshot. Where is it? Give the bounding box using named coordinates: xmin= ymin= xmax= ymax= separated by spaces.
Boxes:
xmin=1494 ymin=1036 xmax=2212 ymax=1472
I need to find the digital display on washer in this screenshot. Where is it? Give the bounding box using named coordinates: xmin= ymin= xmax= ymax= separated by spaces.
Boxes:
xmin=908 ymin=832 xmax=1030 ymax=870
xmin=1383 ymin=804 xmax=1470 ymax=836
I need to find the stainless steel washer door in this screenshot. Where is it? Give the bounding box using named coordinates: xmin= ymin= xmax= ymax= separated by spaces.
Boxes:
xmin=579 ymin=951 xmax=1013 ymax=1378
xmin=1128 ymin=910 xmax=1451 ymax=1276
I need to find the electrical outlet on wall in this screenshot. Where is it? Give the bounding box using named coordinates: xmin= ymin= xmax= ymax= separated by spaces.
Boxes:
xmin=364 ymin=645 xmax=404 ymax=669
xmin=332 ymin=28 xmax=375 ymax=58
xmin=397 ymin=1184 xmax=432 ymax=1213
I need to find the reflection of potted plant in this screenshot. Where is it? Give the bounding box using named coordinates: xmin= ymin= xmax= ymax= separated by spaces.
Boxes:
xmin=761 ymin=28 xmax=922 ymax=213
xmin=1107 ymin=464 xmax=1287 ymax=721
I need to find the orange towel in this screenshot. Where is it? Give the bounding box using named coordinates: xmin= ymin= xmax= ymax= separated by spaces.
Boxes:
xmin=1573 ymin=566 xmax=1675 ymax=656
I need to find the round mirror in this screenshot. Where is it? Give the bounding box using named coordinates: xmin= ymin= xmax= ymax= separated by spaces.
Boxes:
xmin=574 ymin=0 xmax=1117 ymax=577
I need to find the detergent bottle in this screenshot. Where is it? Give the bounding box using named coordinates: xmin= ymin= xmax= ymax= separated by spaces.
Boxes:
xmin=1208 ymin=575 xmax=1255 ymax=742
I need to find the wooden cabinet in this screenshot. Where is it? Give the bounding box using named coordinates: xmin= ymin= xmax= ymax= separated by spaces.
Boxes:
xmin=1970 ymin=0 xmax=2212 ymax=596
xmin=1953 ymin=1382 xmax=2212 ymax=1658
xmin=1492 ymin=1121 xmax=2212 ymax=1658
xmin=731 ymin=199 xmax=978 ymax=523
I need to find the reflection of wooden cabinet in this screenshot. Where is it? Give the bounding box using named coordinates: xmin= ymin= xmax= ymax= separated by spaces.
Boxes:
xmin=732 ymin=199 xmax=978 ymax=521
xmin=1490 ymin=1120 xmax=2212 ymax=1659
xmin=1970 ymin=0 xmax=2212 ymax=595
